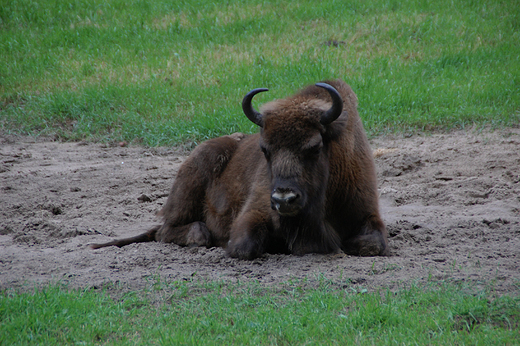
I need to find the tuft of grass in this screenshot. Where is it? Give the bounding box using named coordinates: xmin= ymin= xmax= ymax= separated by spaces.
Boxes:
xmin=1 ymin=0 xmax=519 ymax=145
xmin=1 ymin=280 xmax=519 ymax=345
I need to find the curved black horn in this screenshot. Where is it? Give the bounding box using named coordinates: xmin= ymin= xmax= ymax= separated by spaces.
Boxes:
xmin=242 ymin=88 xmax=269 ymax=127
xmin=315 ymin=83 xmax=344 ymax=125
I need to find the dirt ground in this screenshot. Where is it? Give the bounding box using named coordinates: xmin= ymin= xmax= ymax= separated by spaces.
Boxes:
xmin=1 ymin=128 xmax=519 ymax=294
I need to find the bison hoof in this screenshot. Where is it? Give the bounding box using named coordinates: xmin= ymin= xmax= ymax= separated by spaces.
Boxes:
xmin=186 ymin=222 xmax=211 ymax=247
xmin=227 ymin=132 xmax=245 ymax=141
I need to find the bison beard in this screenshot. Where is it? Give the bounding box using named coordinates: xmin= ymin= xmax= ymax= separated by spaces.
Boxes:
xmin=90 ymin=80 xmax=389 ymax=259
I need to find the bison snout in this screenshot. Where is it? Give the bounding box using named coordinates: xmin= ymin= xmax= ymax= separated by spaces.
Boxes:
xmin=271 ymin=189 xmax=301 ymax=216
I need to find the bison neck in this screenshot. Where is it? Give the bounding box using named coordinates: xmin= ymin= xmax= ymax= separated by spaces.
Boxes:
xmin=277 ymin=211 xmax=340 ymax=255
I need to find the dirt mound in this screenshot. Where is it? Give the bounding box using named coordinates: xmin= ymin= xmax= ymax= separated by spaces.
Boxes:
xmin=1 ymin=129 xmax=519 ymax=293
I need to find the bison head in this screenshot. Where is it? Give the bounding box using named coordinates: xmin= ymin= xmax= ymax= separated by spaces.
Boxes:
xmin=242 ymin=83 xmax=345 ymax=218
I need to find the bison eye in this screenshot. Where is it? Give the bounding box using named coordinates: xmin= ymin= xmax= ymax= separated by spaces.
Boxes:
xmin=260 ymin=146 xmax=271 ymax=160
xmin=305 ymin=144 xmax=322 ymax=158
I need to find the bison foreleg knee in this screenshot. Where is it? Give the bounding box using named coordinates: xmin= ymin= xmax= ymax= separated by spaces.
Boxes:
xmin=355 ymin=234 xmax=388 ymax=256
xmin=344 ymin=217 xmax=389 ymax=256
xmin=227 ymin=224 xmax=267 ymax=260
xmin=226 ymin=211 xmax=269 ymax=260
xmin=227 ymin=235 xmax=264 ymax=260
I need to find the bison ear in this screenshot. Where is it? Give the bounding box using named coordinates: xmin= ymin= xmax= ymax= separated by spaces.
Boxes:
xmin=242 ymin=88 xmax=268 ymax=127
xmin=315 ymin=83 xmax=344 ymax=125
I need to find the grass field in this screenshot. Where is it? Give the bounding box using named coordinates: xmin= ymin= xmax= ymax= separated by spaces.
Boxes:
xmin=1 ymin=280 xmax=519 ymax=345
xmin=1 ymin=0 xmax=519 ymax=145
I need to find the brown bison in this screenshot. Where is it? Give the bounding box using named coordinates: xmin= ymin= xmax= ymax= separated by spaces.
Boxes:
xmin=91 ymin=80 xmax=389 ymax=259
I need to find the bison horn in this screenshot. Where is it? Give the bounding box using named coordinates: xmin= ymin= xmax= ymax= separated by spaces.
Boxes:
xmin=315 ymin=83 xmax=344 ymax=125
xmin=242 ymin=88 xmax=268 ymax=127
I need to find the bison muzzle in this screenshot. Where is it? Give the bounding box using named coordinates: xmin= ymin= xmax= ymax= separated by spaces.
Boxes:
xmin=90 ymin=80 xmax=389 ymax=259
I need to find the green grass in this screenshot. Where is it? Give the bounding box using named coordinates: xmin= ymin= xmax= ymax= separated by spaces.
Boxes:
xmin=1 ymin=280 xmax=519 ymax=345
xmin=1 ymin=0 xmax=519 ymax=145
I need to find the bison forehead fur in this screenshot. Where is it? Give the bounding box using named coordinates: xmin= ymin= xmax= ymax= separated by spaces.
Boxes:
xmin=90 ymin=79 xmax=389 ymax=260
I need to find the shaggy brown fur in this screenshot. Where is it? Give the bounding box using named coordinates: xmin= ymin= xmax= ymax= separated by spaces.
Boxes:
xmin=90 ymin=80 xmax=388 ymax=259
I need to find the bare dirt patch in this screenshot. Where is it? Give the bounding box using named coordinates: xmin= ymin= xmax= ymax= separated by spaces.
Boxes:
xmin=1 ymin=129 xmax=519 ymax=293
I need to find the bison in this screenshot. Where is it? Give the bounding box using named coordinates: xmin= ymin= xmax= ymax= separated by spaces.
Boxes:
xmin=91 ymin=80 xmax=389 ymax=259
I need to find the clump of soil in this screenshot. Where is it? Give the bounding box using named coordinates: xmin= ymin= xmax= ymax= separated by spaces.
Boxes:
xmin=1 ymin=128 xmax=519 ymax=293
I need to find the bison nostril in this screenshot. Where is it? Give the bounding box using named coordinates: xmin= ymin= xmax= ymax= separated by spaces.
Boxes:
xmin=271 ymin=190 xmax=301 ymax=216
xmin=271 ymin=195 xmax=283 ymax=206
xmin=285 ymin=194 xmax=298 ymax=204
xmin=271 ymin=191 xmax=299 ymax=206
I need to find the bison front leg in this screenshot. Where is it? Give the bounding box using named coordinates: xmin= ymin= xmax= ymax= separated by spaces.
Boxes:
xmin=226 ymin=210 xmax=271 ymax=260
xmin=344 ymin=215 xmax=389 ymax=256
